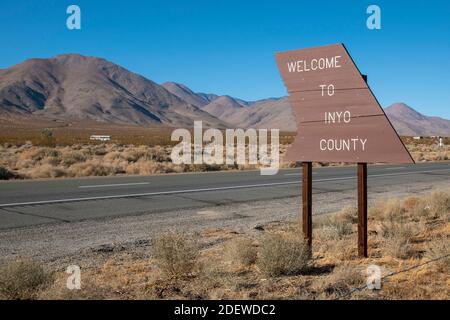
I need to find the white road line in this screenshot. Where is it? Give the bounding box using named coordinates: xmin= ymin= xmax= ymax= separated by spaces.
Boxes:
xmin=285 ymin=172 xmax=323 ymax=176
xmin=0 ymin=168 xmax=449 ymax=208
xmin=78 ymin=182 xmax=150 ymax=189
xmin=0 ymin=181 xmax=300 ymax=208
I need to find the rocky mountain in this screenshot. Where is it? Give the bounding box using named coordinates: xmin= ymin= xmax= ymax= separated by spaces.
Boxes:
xmin=202 ymin=96 xmax=246 ymax=118
xmin=1 ymin=55 xmax=449 ymax=136
xmin=161 ymin=82 xmax=210 ymax=108
xmin=233 ymin=97 xmax=296 ymax=131
xmin=162 ymin=82 xmax=294 ymax=130
xmin=162 ymin=82 xmax=251 ymax=109
xmin=0 ymin=54 xmax=226 ymax=127
xmin=384 ymin=103 xmax=450 ymax=136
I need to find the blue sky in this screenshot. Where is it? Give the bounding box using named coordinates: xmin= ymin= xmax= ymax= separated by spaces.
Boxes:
xmin=0 ymin=0 xmax=449 ymax=118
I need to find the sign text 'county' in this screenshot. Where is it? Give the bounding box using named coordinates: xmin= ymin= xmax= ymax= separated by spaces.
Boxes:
xmin=275 ymin=43 xmax=413 ymax=164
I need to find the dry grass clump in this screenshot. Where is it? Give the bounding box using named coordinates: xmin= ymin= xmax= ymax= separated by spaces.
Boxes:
xmin=257 ymin=234 xmax=311 ymax=277
xmin=383 ymin=232 xmax=413 ymax=259
xmin=336 ymin=206 xmax=358 ymax=224
xmin=426 ymin=191 xmax=450 ymax=219
xmin=0 ymin=259 xmax=51 ymax=300
xmin=225 ymin=237 xmax=257 ymax=267
xmin=60 ymin=150 xmax=87 ymax=166
xmin=316 ymin=264 xmax=365 ymax=298
xmin=368 ymin=191 xmax=450 ymax=260
xmin=0 ymin=143 xmax=291 ymax=179
xmin=69 ymin=160 xmax=123 ymax=177
xmin=125 ymin=159 xmax=180 ymax=175
xmin=379 ymin=216 xmax=418 ymax=259
xmin=405 ymin=191 xmax=449 ymax=221
xmin=380 ymin=198 xmax=405 ymax=222
xmin=39 ymin=275 xmax=112 ymax=300
xmin=152 ymin=230 xmax=199 ymax=278
xmin=313 ymin=211 xmax=354 ymax=241
xmin=25 ymin=164 xmax=68 ymax=178
xmin=407 ymin=141 xmax=450 ymax=162
xmin=424 ymin=236 xmax=449 ymax=270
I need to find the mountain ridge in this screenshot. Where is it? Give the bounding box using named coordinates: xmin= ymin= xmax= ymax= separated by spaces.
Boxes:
xmin=0 ymin=54 xmax=449 ymax=136
xmin=0 ymin=54 xmax=227 ymax=128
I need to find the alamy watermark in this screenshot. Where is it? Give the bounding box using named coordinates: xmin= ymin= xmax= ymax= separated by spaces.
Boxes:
xmin=66 ymin=5 xmax=81 ymax=30
xmin=366 ymin=264 xmax=382 ymax=290
xmin=366 ymin=5 xmax=381 ymax=30
xmin=171 ymin=121 xmax=280 ymax=175
xmin=66 ymin=265 xmax=81 ymax=290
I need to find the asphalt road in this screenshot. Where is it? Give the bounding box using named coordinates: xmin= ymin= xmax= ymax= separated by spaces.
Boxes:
xmin=1 ymin=162 xmax=449 ymax=230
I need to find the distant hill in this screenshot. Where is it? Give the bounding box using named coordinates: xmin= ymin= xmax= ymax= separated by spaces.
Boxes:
xmin=161 ymin=82 xmax=210 ymax=108
xmin=0 ymin=54 xmax=226 ymax=127
xmin=384 ymin=103 xmax=450 ymax=136
xmin=1 ymin=54 xmax=449 ymax=136
xmin=163 ymin=82 xmax=450 ymax=135
xmin=162 ymin=81 xmax=295 ymax=130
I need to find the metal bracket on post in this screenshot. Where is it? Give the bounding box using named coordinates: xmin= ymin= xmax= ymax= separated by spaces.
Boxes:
xmin=357 ymin=162 xmax=368 ymax=258
xmin=302 ymin=162 xmax=312 ymax=248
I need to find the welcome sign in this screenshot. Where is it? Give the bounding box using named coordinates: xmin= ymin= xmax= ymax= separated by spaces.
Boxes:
xmin=276 ymin=43 xmax=414 ymax=164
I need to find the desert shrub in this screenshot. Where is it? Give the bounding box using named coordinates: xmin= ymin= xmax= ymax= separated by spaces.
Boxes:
xmin=380 ymin=220 xmax=417 ymax=259
xmin=60 ymin=151 xmax=87 ymax=166
xmin=257 ymin=234 xmax=311 ymax=277
xmin=93 ymin=146 xmax=108 ymax=156
xmin=149 ymin=146 xmax=171 ymax=162
xmin=316 ymin=223 xmax=353 ymax=241
xmin=24 ymin=164 xmax=67 ymax=179
xmin=380 ymin=218 xmax=413 ymax=238
xmin=15 ymin=147 xmax=61 ymax=169
xmin=331 ymin=239 xmax=356 ymax=261
xmin=226 ymin=238 xmax=257 ymax=267
xmin=125 ymin=160 xmax=176 ymax=175
xmin=40 ymin=128 xmax=55 ymax=147
xmin=0 ymin=166 xmax=17 ymax=180
xmin=368 ymin=200 xmax=386 ymax=219
xmin=336 ymin=206 xmax=358 ymax=224
xmin=403 ymin=196 xmax=420 ymax=211
xmin=331 ymin=219 xmax=353 ymax=238
xmin=39 ymin=277 xmax=109 ymax=300
xmin=425 ymin=236 xmax=449 ymax=270
xmin=382 ymin=199 xmax=405 ymax=222
xmin=121 ymin=147 xmax=152 ymax=162
xmin=69 ymin=160 xmax=122 ymax=177
xmin=317 ymin=264 xmax=364 ymax=297
xmin=152 ymin=230 xmax=199 ymax=278
xmin=384 ymin=235 xmax=412 ymax=259
xmin=103 ymin=151 xmax=122 ymax=162
xmin=313 ymin=213 xmax=353 ymax=240
xmin=409 ymin=198 xmax=429 ymax=218
xmin=0 ymin=259 xmax=51 ymax=300
xmin=41 ymin=156 xmax=61 ymax=166
xmin=427 ymin=191 xmax=450 ymax=219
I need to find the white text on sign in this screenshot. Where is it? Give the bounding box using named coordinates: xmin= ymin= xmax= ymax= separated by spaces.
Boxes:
xmin=318 ymin=82 xmax=368 ymax=152
xmin=286 ymin=56 xmax=341 ymax=73
xmin=324 ymin=111 xmax=351 ymax=124
xmin=320 ymin=138 xmax=367 ymax=151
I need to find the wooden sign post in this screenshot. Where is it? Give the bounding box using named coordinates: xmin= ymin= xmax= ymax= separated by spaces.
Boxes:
xmin=357 ymin=162 xmax=367 ymax=257
xmin=302 ymin=161 xmax=312 ymax=247
xmin=275 ymin=43 xmax=414 ymax=257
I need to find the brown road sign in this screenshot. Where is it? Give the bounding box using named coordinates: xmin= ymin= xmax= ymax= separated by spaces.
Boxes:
xmin=276 ymin=43 xmax=414 ymax=164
